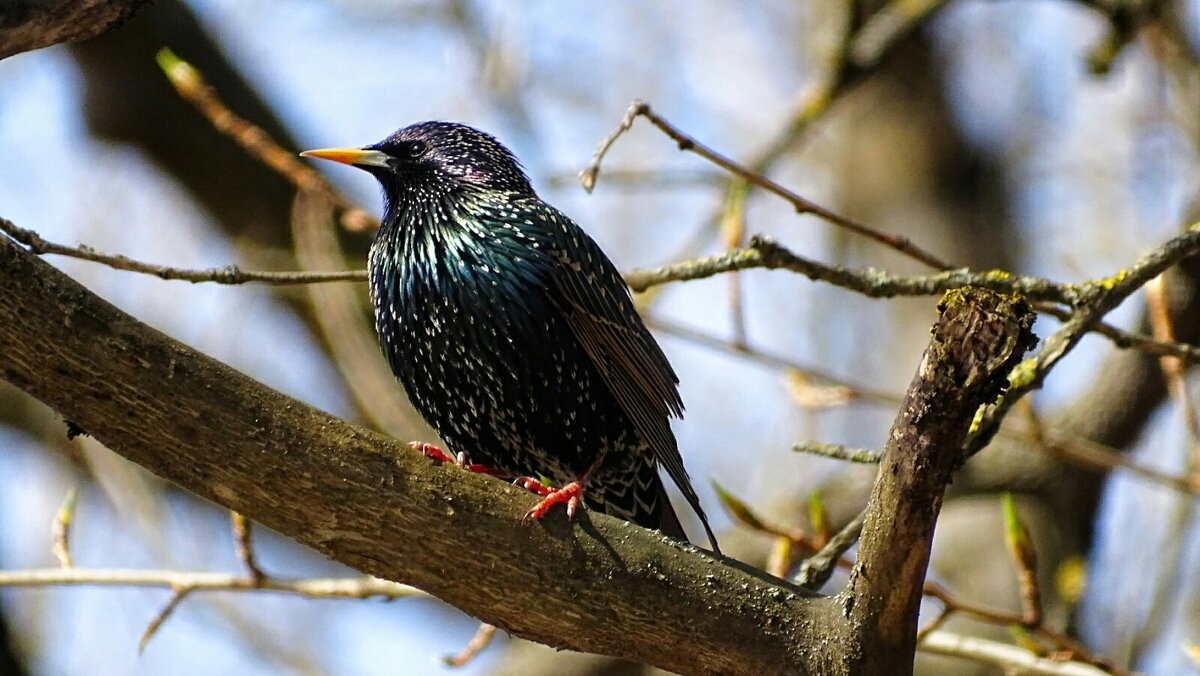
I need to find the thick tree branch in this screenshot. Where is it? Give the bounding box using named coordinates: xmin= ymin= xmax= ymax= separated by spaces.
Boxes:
xmin=0 ymin=0 xmax=149 ymax=59
xmin=0 ymin=230 xmax=1040 ymax=673
xmin=838 ymin=289 xmax=1038 ymax=673
xmin=0 ymin=231 xmax=832 ymax=674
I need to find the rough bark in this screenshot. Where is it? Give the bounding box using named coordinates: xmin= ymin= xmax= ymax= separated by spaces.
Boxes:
xmin=0 ymin=0 xmax=149 ymax=59
xmin=838 ymin=289 xmax=1037 ymax=673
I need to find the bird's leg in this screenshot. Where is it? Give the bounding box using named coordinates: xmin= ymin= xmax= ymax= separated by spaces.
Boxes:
xmin=520 ymin=454 xmax=606 ymax=522
xmin=407 ymin=442 xmax=509 ymax=478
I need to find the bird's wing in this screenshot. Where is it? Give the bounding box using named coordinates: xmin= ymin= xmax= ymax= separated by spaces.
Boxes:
xmin=535 ymin=206 xmax=702 ymax=506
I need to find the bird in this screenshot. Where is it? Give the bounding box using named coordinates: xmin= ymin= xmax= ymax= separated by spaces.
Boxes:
xmin=301 ymin=121 xmax=719 ymax=553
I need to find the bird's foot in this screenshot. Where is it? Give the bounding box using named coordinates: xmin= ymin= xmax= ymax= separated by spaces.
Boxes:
xmin=407 ymin=441 xmax=507 ymax=477
xmin=409 ymin=441 xmax=454 ymax=463
xmin=521 ymin=480 xmax=584 ymax=521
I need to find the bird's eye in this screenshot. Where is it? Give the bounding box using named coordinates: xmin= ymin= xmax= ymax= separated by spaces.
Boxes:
xmin=406 ymin=141 xmax=428 ymax=158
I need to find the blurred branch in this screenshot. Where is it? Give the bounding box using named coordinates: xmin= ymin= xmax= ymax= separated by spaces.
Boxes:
xmin=0 ymin=567 xmax=423 ymax=599
xmin=793 ymin=441 xmax=880 ymax=464
xmin=155 ymin=48 xmax=376 ymax=233
xmin=850 ymin=0 xmax=949 ymax=68
xmin=0 ymin=0 xmax=149 ymax=59
xmin=646 ymin=316 xmax=902 ymax=407
xmin=290 ymin=192 xmax=424 ymax=436
xmin=919 ymin=630 xmax=1109 ymax=676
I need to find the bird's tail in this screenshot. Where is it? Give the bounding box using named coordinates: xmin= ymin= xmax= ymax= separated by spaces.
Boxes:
xmin=593 ymin=457 xmax=717 ymax=553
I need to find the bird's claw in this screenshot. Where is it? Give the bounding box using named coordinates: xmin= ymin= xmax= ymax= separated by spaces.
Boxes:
xmin=408 ymin=441 xmax=507 ymax=477
xmin=408 ymin=441 xmax=454 ymax=463
xmin=522 ymin=481 xmax=583 ymax=521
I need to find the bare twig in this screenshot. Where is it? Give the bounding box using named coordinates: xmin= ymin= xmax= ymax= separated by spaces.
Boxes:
xmin=793 ymin=441 xmax=880 ymax=464
xmin=0 ymin=567 xmax=424 ymax=599
xmin=444 ymin=623 xmax=498 ymax=667
xmin=140 ymin=587 xmax=191 ymax=653
xmin=965 ymin=223 xmax=1200 ymax=459
xmin=9 ymin=210 xmax=1199 ymax=373
xmin=582 ymin=100 xmax=952 ymax=270
xmin=1035 ymin=300 xmax=1200 ymax=364
xmin=0 ymin=217 xmax=364 ymax=285
xmin=625 ymin=236 xmax=1079 ymax=303
xmin=794 ymin=508 xmax=866 ymax=590
xmin=155 ymin=49 xmax=376 ymax=232
xmin=919 ymin=630 xmax=1111 ymax=676
xmin=230 ymin=512 xmax=264 ymax=584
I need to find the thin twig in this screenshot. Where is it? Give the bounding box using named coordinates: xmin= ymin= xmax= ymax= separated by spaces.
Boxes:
xmin=793 ymin=441 xmax=880 ymax=464
xmin=0 ymin=567 xmax=424 ymax=599
xmin=1035 ymin=300 xmax=1200 ymax=363
xmin=443 ymin=623 xmax=498 ymax=667
xmin=582 ymin=100 xmax=952 ymax=270
xmin=140 ymin=587 xmax=192 ymax=653
xmin=626 ymin=236 xmax=1079 ymax=303
xmin=919 ymin=630 xmax=1111 ymax=676
xmin=794 ymin=508 xmax=867 ymax=590
xmin=230 ymin=512 xmax=264 ymax=584
xmin=155 ymin=49 xmax=376 ymax=232
xmin=964 ymin=223 xmax=1200 ymax=459
xmin=0 ymin=217 xmax=364 ymax=285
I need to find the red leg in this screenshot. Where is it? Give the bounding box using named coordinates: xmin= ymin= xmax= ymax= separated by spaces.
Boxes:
xmin=407 ymin=441 xmax=509 ymax=478
xmin=512 ymin=476 xmax=555 ymax=496
xmin=408 ymin=441 xmax=455 ymax=464
xmin=520 ymin=455 xmax=605 ymax=522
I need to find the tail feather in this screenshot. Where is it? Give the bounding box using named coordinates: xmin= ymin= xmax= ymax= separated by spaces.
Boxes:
xmin=592 ymin=457 xmax=721 ymax=554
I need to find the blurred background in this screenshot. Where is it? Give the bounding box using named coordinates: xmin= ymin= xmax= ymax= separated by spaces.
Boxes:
xmin=2 ymin=0 xmax=1200 ymax=674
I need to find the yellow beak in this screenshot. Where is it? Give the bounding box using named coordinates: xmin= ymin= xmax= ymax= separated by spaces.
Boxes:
xmin=299 ymin=147 xmax=391 ymax=168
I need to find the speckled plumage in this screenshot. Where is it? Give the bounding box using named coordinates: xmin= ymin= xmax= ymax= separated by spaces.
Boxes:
xmin=310 ymin=121 xmax=717 ymax=551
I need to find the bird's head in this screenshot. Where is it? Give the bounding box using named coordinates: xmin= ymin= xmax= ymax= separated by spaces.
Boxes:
xmin=301 ymin=121 xmax=534 ymax=198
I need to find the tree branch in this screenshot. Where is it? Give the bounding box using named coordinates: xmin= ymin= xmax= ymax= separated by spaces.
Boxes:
xmin=0 ymin=229 xmax=831 ymax=675
xmin=838 ymin=289 xmax=1038 ymax=673
xmin=0 ymin=0 xmax=150 ymax=60
xmin=0 ymin=231 xmax=1039 ymax=674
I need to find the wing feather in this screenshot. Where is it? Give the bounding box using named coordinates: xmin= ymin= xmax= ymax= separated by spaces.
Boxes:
xmin=536 ymin=205 xmax=718 ymax=551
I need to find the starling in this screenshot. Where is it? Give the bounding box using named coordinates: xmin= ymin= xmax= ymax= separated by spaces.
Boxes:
xmin=301 ymin=122 xmax=719 ymax=552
